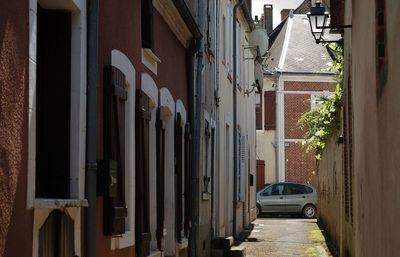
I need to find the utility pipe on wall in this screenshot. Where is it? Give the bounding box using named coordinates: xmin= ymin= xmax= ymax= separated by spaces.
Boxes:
xmin=189 ymin=0 xmax=204 ymax=255
xmin=232 ymin=0 xmax=246 ymax=239
xmin=86 ymin=0 xmax=98 ymax=256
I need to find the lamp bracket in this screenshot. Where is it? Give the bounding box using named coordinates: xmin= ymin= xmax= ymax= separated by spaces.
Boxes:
xmin=316 ymin=24 xmax=352 ymax=29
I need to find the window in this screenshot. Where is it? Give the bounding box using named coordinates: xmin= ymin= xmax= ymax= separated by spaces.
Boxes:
xmin=376 ymin=0 xmax=387 ymax=98
xmin=286 ymin=184 xmax=306 ymax=195
xmin=30 ymin=0 xmax=87 ymax=255
xmin=304 ymin=186 xmax=313 ymax=194
xmin=142 ymin=0 xmax=153 ymax=49
xmin=271 ymin=184 xmax=284 ymax=195
xmin=222 ymin=16 xmax=226 ymax=62
xmin=245 ymin=39 xmax=249 ymax=91
xmin=236 ymin=20 xmax=241 ymax=84
xmin=39 ymin=210 xmax=74 ymax=257
xmin=262 ymin=184 xmax=284 ymax=196
xmin=227 ymin=1 xmax=232 ymax=73
xmin=204 ymin=120 xmax=211 ymax=193
xmin=264 ymin=91 xmax=276 ymax=130
xmin=255 ymin=92 xmax=263 ymax=130
xmin=36 ymin=7 xmax=71 ymax=198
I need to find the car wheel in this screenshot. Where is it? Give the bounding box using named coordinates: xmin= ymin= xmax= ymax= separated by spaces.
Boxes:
xmin=303 ymin=204 xmax=316 ymax=218
xmin=256 ymin=204 xmax=262 ymax=217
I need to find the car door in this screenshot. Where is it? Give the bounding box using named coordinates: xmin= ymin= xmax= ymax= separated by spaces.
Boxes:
xmin=259 ymin=184 xmax=286 ymax=213
xmin=285 ymin=184 xmax=308 ymax=213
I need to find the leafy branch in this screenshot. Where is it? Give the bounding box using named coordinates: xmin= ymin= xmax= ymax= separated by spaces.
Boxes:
xmin=297 ymin=45 xmax=344 ymax=160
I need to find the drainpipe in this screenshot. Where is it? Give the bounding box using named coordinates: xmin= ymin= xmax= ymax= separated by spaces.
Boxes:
xmin=273 ymin=71 xmax=280 ymax=183
xmin=186 ymin=37 xmax=200 ymax=257
xmin=189 ymin=0 xmax=204 ymax=255
xmin=86 ymin=0 xmax=98 ymax=256
xmin=213 ymin=0 xmax=220 ymax=239
xmin=232 ymin=0 xmax=246 ymax=239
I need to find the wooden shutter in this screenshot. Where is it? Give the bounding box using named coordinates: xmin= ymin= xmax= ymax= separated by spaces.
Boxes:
xmin=184 ymin=123 xmax=192 ymax=237
xmin=102 ymin=65 xmax=128 ymax=236
xmin=135 ymin=89 xmax=151 ymax=256
xmin=155 ymin=107 xmax=166 ymax=251
xmin=255 ymin=92 xmax=262 ymax=130
xmin=264 ymin=91 xmax=276 ymax=130
xmin=175 ymin=113 xmax=184 ymax=240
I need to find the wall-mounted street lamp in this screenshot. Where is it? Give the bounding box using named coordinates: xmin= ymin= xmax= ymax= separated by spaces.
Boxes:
xmin=307 ymin=1 xmax=352 ymax=44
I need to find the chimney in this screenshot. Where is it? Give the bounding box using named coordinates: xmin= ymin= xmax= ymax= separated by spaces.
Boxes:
xmin=263 ymin=4 xmax=273 ymax=34
xmin=281 ymin=9 xmax=291 ymax=21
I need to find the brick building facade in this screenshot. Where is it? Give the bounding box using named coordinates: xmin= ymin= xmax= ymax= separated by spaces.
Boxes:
xmin=257 ymin=11 xmax=336 ymax=187
xmin=283 ymin=82 xmax=335 ymax=186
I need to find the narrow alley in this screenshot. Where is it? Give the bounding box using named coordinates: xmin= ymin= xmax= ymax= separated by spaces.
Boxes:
xmin=236 ymin=216 xmax=334 ymax=257
xmin=1 ymin=0 xmax=400 ymax=256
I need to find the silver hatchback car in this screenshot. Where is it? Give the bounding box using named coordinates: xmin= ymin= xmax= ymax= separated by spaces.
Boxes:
xmin=256 ymin=182 xmax=317 ymax=218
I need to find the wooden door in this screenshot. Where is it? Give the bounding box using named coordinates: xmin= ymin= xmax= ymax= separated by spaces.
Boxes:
xmin=256 ymin=160 xmax=266 ymax=192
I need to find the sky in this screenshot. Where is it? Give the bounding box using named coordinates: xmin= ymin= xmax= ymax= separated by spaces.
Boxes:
xmin=252 ymin=0 xmax=304 ymax=29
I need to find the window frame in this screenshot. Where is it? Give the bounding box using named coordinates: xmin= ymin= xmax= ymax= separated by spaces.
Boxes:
xmin=255 ymin=92 xmax=263 ymax=130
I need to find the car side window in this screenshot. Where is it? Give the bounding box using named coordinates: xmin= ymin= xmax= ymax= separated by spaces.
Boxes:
xmin=287 ymin=184 xmax=305 ymax=195
xmin=271 ymin=184 xmax=284 ymax=195
xmin=304 ymin=185 xmax=313 ymax=194
xmin=262 ymin=186 xmax=272 ymax=196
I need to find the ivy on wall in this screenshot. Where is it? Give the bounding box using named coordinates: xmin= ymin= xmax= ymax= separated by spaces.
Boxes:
xmin=297 ymin=45 xmax=344 ymax=160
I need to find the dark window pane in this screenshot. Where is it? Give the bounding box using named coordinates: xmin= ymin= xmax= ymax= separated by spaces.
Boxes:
xmin=304 ymin=185 xmax=313 ymax=194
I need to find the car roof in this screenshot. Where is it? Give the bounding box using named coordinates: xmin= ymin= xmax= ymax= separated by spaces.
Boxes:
xmin=265 ymin=182 xmax=316 ymax=190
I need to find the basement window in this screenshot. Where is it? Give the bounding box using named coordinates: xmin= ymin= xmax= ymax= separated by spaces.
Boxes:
xmin=39 ymin=210 xmax=74 ymax=257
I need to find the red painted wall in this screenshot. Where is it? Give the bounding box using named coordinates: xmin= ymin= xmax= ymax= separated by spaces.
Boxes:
xmin=0 ymin=1 xmax=33 ymax=256
xmin=96 ymin=1 xmax=188 ymax=256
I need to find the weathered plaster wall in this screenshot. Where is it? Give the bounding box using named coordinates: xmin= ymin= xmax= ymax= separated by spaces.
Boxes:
xmin=256 ymin=76 xmax=276 ymax=184
xmin=317 ymin=130 xmax=342 ymax=251
xmin=0 ymin=1 xmax=33 ymax=257
xmin=350 ymin=0 xmax=400 ymax=256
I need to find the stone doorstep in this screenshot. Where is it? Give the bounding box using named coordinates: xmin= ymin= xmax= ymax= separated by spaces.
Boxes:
xmin=147 ymin=250 xmax=162 ymax=257
xmin=211 ymin=236 xmax=235 ymax=250
xmin=211 ymin=249 xmax=225 ymax=257
xmin=227 ymin=246 xmax=246 ymax=257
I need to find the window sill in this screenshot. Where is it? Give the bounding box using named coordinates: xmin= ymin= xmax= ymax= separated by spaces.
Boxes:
xmin=142 ymin=48 xmax=161 ymax=75
xmin=202 ymin=192 xmax=211 ymax=201
xmin=178 ymin=237 xmax=189 ymax=249
xmin=34 ymin=198 xmax=88 ymax=209
xmin=111 ymin=230 xmax=135 ymax=250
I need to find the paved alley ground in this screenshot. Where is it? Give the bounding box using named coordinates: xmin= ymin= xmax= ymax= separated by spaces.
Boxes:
xmin=236 ymin=216 xmax=335 ymax=257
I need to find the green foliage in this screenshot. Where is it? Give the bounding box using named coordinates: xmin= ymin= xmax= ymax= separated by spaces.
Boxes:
xmin=297 ymin=45 xmax=343 ymax=160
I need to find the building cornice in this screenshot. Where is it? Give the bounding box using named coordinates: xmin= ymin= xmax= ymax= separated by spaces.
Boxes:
xmin=154 ymin=0 xmax=202 ymax=48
